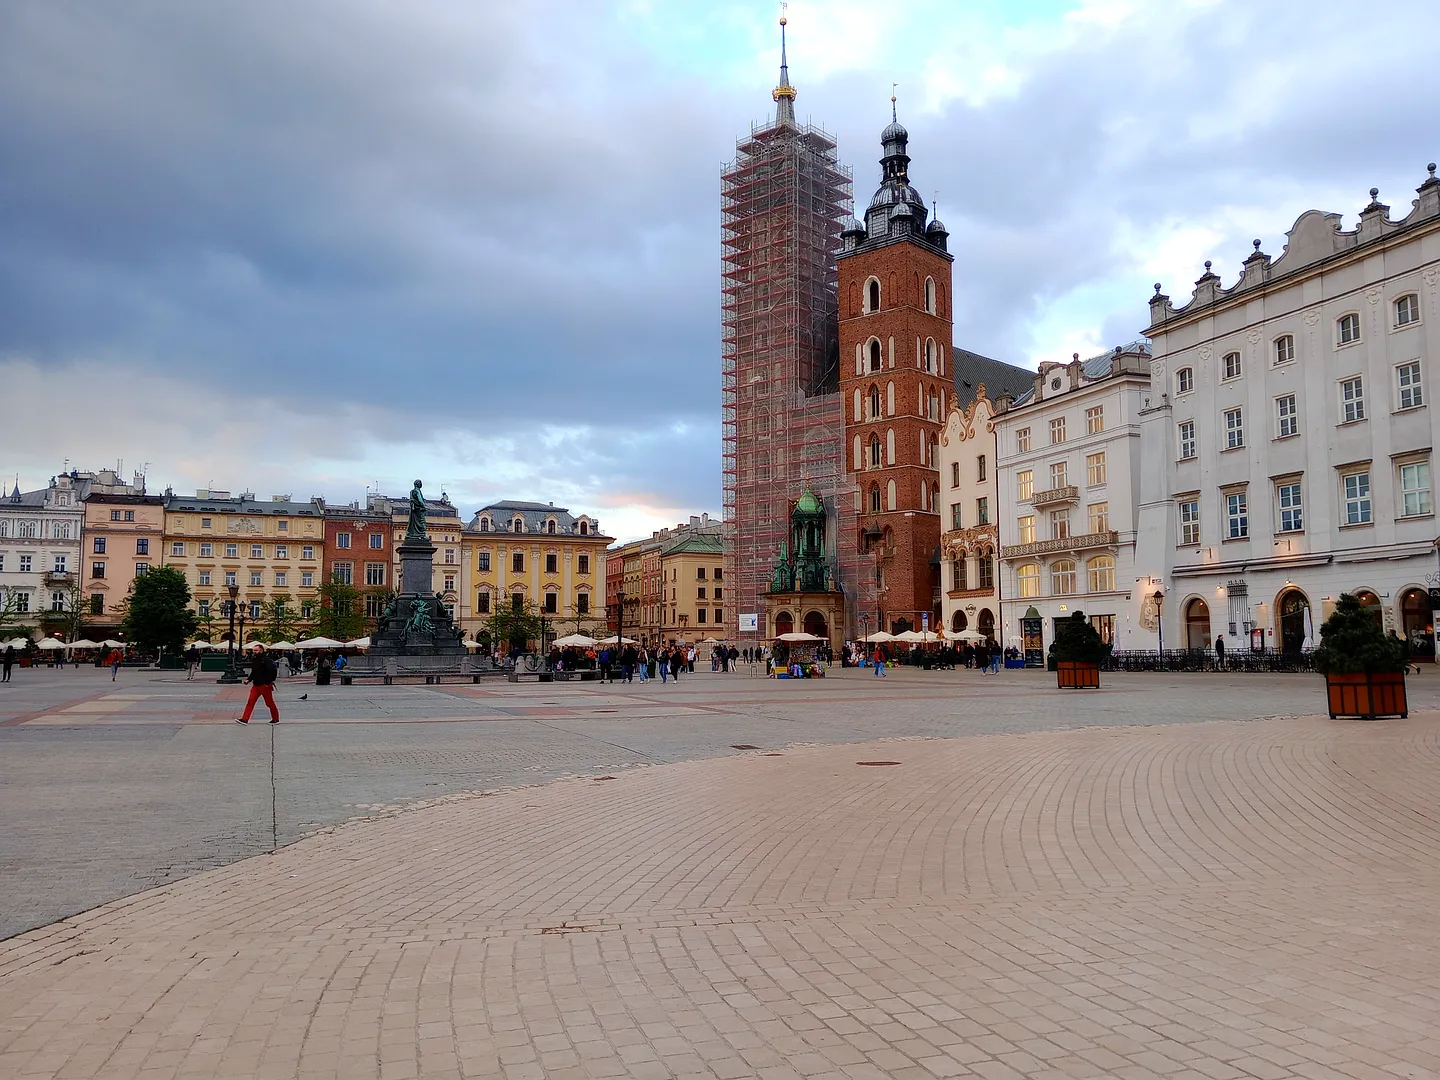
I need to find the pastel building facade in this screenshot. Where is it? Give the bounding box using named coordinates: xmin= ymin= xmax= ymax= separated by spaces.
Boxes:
xmin=1136 ymin=168 xmax=1440 ymax=656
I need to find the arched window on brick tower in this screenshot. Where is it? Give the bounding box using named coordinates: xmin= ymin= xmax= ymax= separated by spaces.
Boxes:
xmin=868 ymin=385 xmax=880 ymax=419
xmin=869 ymin=339 xmax=881 ymax=372
xmin=869 ymin=435 xmax=881 ymax=468
xmin=868 ymin=279 xmax=880 ymax=311
xmin=869 ymin=484 xmax=881 ymax=513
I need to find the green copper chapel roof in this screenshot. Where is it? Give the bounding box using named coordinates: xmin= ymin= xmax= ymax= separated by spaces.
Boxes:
xmin=793 ymin=484 xmax=823 ymax=515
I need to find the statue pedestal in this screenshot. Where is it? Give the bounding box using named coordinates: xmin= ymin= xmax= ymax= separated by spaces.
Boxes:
xmin=398 ymin=537 xmax=436 ymax=596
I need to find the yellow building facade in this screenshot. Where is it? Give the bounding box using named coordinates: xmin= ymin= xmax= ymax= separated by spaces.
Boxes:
xmin=163 ymin=492 xmax=325 ymax=640
xmin=463 ymin=501 xmax=611 ymax=640
xmin=658 ymin=531 xmax=725 ymax=644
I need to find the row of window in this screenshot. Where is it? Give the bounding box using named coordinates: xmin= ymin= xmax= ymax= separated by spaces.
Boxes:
xmin=855 ymin=381 xmax=946 ymax=422
xmin=475 ymin=591 xmax=593 ymax=616
xmin=332 ymin=532 xmax=386 ymax=550
xmin=188 ymin=516 xmax=294 ymax=531
xmin=194 ymin=598 xmax=312 ymax=621
xmin=1015 ymin=454 xmax=1107 ymax=499
xmin=0 ymin=589 xmax=72 ymax=614
xmin=475 ymin=517 xmax=593 ymax=535
xmin=0 ymin=554 xmax=67 ymax=573
xmin=475 ymin=551 xmax=594 ymax=574
xmin=860 ymin=337 xmax=946 ymax=376
xmin=1009 ymin=406 xmax=1105 ymax=454
xmin=328 ymin=562 xmax=388 ymax=587
xmin=861 ymin=275 xmax=941 ymax=317
xmin=1015 ymin=556 xmax=1117 ymax=598
xmin=949 ymin=457 xmax=987 ymax=488
xmin=1015 ymin=503 xmax=1110 ymax=543
xmin=144 ymin=541 xmax=319 ymax=559
xmin=1177 ymin=461 xmax=1432 ymax=545
xmin=1173 ymin=298 xmax=1421 ymax=395
xmin=1177 ymin=364 xmax=1424 ymax=459
xmin=949 ymin=499 xmax=990 ymax=530
xmin=0 ymin=522 xmax=72 ymax=539
xmin=948 ymin=555 xmax=996 ymax=592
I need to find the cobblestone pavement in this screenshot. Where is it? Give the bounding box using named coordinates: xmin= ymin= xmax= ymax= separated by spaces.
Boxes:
xmin=4 ymin=666 xmax=1440 ymax=944
xmin=3 ymin=697 xmax=1440 ymax=1080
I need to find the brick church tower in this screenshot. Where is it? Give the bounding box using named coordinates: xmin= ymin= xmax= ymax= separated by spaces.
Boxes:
xmin=838 ymin=105 xmax=954 ymax=635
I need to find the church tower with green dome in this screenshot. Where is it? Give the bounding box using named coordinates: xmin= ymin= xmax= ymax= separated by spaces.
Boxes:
xmin=765 ymin=483 xmax=845 ymax=650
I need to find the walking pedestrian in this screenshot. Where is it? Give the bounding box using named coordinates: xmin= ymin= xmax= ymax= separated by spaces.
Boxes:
xmin=599 ymin=646 xmax=613 ymax=683
xmin=235 ymin=644 xmax=280 ymax=724
xmin=872 ymin=646 xmax=887 ymax=677
xmin=107 ymin=646 xmax=123 ymax=681
xmin=659 ymin=650 xmax=670 ymax=683
xmin=185 ymin=644 xmax=200 ymax=681
xmin=1214 ymin=634 xmax=1225 ymax=671
xmin=1 ymin=645 xmax=14 ymax=683
xmin=670 ymin=646 xmax=683 ymax=682
xmin=637 ymin=646 xmax=649 ymax=682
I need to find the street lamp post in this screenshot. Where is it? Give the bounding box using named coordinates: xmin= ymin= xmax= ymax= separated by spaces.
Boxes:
xmin=218 ymin=584 xmax=241 ymax=684
xmin=1153 ymin=584 xmax=1165 ymax=655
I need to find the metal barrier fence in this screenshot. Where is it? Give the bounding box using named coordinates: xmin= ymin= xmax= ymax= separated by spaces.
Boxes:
xmin=1105 ymin=649 xmax=1317 ymax=673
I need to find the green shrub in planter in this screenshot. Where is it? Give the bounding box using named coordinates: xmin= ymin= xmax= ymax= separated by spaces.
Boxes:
xmin=1311 ymin=593 xmax=1408 ymax=675
xmin=1048 ymin=611 xmax=1111 ymax=666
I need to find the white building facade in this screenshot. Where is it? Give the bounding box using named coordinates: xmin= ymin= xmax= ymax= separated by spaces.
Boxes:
xmin=994 ymin=346 xmax=1151 ymax=660
xmin=0 ymin=474 xmax=85 ymax=634
xmin=1135 ymin=167 xmax=1440 ymax=657
xmin=937 ymin=392 xmax=1000 ymax=642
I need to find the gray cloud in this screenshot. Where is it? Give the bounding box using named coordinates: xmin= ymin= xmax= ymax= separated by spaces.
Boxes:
xmin=2 ymin=0 xmax=1436 ymax=536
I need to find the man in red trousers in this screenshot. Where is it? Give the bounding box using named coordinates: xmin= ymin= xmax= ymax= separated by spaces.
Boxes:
xmin=235 ymin=644 xmax=280 ymax=724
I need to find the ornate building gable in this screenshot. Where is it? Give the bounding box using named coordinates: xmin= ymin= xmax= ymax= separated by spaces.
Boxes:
xmin=1149 ymin=164 xmax=1440 ymax=327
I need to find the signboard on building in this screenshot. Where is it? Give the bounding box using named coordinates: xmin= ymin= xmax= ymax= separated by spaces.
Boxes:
xmin=738 ymin=613 xmax=759 ymax=632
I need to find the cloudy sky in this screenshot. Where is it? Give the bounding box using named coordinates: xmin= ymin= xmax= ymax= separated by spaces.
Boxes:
xmin=3 ymin=0 xmax=1437 ymax=540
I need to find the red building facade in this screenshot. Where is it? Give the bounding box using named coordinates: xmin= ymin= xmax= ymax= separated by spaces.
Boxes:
xmin=838 ymin=112 xmax=954 ymax=634
xmin=322 ymin=505 xmax=393 ymax=619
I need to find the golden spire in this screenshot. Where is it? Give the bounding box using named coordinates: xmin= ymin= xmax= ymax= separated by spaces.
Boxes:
xmin=772 ymin=7 xmax=796 ymax=122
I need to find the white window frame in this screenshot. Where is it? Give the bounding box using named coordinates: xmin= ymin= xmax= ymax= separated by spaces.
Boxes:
xmin=1050 ymin=461 xmax=1067 ymax=489
xmin=1017 ymin=470 xmax=1034 ymax=500
xmin=1276 ymin=481 xmax=1303 ymax=533
xmin=1017 ymin=515 xmax=1036 ymax=544
xmin=1179 ymin=500 xmax=1200 ymax=546
xmin=1085 ymin=452 xmax=1106 ymax=487
xmin=1397 ymin=361 xmax=1423 ymax=411
xmin=1225 ymin=492 xmax=1248 ymax=539
xmin=1176 ymin=367 xmax=1194 ymax=394
xmin=1337 ymin=312 xmax=1361 ymax=346
xmin=1087 ymin=501 xmax=1109 ymax=534
xmin=1398 ymin=460 xmax=1432 ymax=518
xmin=1224 ymin=407 xmax=1244 ymax=450
xmin=1222 ymin=351 xmax=1242 ymax=380
xmin=1394 ymin=293 xmax=1420 ymax=328
xmin=1275 ymin=394 xmax=1298 ymax=439
xmin=1015 ymin=428 xmax=1031 ymax=453
xmin=1273 ymin=335 xmax=1295 ymax=365
xmin=1178 ymin=420 xmax=1196 ymax=460
xmin=1085 ymin=406 xmax=1104 ymax=434
xmin=1340 ymin=376 xmax=1365 ymax=423
xmin=1342 ymin=471 xmax=1372 ymax=526
xmin=1050 ymin=560 xmax=1077 ymax=596
xmin=1050 ymin=417 xmax=1067 ymax=444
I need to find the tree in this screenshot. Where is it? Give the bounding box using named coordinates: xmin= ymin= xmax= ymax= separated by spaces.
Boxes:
xmin=41 ymin=579 xmax=89 ymax=644
xmin=122 ymin=567 xmax=198 ymax=656
xmin=1313 ymin=593 xmax=1409 ymax=675
xmin=257 ymin=593 xmax=302 ymax=643
xmin=314 ymin=581 xmax=367 ymax=641
xmin=1048 ymin=611 xmax=1110 ymax=666
xmin=0 ymin=588 xmax=32 ymax=641
xmin=484 ymin=598 xmax=543 ymax=652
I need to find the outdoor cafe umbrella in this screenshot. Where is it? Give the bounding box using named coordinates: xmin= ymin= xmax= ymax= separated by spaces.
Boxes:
xmin=552 ymin=633 xmax=597 ymax=648
xmin=775 ymin=632 xmax=824 ymax=643
xmin=596 ymin=635 xmax=637 ymax=645
xmin=894 ymin=630 xmax=940 ymax=644
xmin=952 ymin=629 xmax=987 ymax=643
xmin=2 ymin=637 xmax=28 ymax=649
xmin=34 ymin=637 xmax=67 ymax=650
xmin=293 ymin=636 xmax=346 ymax=649
xmin=342 ymin=637 xmax=369 ymax=649
xmin=267 ymin=640 xmax=297 ymax=651
xmin=697 ymin=636 xmax=723 ymax=644
xmin=65 ymin=638 xmax=102 ymax=650
xmin=859 ymin=630 xmax=895 ymax=643
xmin=1302 ymin=605 xmax=1316 ymax=651
xmin=101 ymin=639 xmax=125 ymax=648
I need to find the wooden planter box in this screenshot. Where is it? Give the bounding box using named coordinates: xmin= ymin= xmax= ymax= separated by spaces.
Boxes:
xmin=1056 ymin=660 xmax=1100 ymax=689
xmin=1325 ymin=671 xmax=1407 ymax=719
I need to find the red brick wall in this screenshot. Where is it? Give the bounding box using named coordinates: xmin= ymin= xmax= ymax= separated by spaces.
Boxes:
xmin=839 ymin=239 xmax=953 ymax=632
xmin=323 ymin=517 xmax=392 ymax=590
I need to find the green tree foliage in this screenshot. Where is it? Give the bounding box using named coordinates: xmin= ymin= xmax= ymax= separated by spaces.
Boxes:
xmin=1048 ymin=611 xmax=1110 ymax=665
xmin=47 ymin=579 xmax=88 ymax=644
xmin=1312 ymin=592 xmax=1409 ymax=675
xmin=0 ymin=589 xmax=31 ymax=640
xmin=121 ymin=567 xmax=198 ymax=656
xmin=484 ymin=598 xmax=543 ymax=651
xmin=314 ymin=581 xmax=366 ymax=641
xmin=257 ymin=594 xmax=302 ymax=643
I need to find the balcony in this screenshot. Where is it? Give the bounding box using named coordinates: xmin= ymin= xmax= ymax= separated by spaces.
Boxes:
xmin=1001 ymin=530 xmax=1118 ymax=559
xmin=1029 ymin=485 xmax=1078 ymax=506
xmin=43 ymin=571 xmax=74 ymax=587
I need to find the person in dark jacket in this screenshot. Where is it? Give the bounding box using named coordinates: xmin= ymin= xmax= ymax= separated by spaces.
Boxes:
xmin=1 ymin=645 xmax=14 ymax=682
xmin=235 ymin=644 xmax=280 ymax=724
xmin=185 ymin=644 xmax=200 ymax=680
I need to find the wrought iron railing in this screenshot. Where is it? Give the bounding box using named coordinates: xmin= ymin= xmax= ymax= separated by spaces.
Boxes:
xmin=1104 ymin=649 xmax=1316 ymax=673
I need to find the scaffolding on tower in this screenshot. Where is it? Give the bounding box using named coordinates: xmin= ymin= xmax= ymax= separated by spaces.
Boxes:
xmin=721 ymin=105 xmax=874 ymax=642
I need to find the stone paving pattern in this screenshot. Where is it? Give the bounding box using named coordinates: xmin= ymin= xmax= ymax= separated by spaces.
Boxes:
xmin=2 ymin=668 xmax=1439 ymax=1078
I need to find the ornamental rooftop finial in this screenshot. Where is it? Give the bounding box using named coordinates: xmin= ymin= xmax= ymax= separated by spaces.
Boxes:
xmin=772 ymin=9 xmax=796 ymax=124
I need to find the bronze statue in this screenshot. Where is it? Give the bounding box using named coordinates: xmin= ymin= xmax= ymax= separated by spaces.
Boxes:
xmin=405 ymin=479 xmax=428 ymax=540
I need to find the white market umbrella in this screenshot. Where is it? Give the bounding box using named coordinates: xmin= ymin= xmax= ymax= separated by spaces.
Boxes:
xmin=65 ymin=638 xmax=102 ymax=650
xmin=1302 ymin=606 xmax=1315 ymax=651
xmin=34 ymin=637 xmax=67 ymax=650
xmin=697 ymin=636 xmax=723 ymax=644
xmin=954 ymin=629 xmax=987 ymax=643
xmin=895 ymin=630 xmax=939 ymax=643
xmin=101 ymin=639 xmax=125 ymax=648
xmin=596 ymin=635 xmax=636 ymax=645
xmin=552 ymin=633 xmax=596 ymax=648
xmin=267 ymin=640 xmax=298 ymax=651
xmin=2 ymin=637 xmax=28 ymax=648
xmin=293 ymin=636 xmax=345 ymax=649
xmin=775 ymin=631 xmax=824 ymax=643
xmin=860 ymin=631 xmax=896 ymax=643
xmin=460 ymin=638 xmax=484 ymax=650
xmin=342 ymin=636 xmax=369 ymax=649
